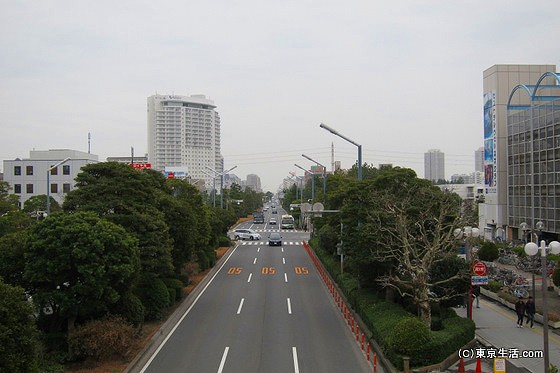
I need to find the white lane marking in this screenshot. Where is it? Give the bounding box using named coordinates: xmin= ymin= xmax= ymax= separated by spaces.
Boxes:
xmin=284 ymin=273 xmax=288 ymax=283
xmin=237 ymin=298 xmax=245 ymax=314
xmin=217 ymin=347 xmax=229 ymax=373
xmin=139 ymin=246 xmax=238 ymax=372
xmin=292 ymin=347 xmax=300 ymax=373
xmin=257 ymin=247 xmax=260 ymax=252
xmin=283 ymin=257 xmax=286 ymax=264
xmin=247 ymin=273 xmax=252 ymax=283
xmin=253 ymin=257 xmax=257 ymax=264
xmin=281 ymin=247 xmax=284 ymax=253
xmin=287 ymin=298 xmax=292 ymax=314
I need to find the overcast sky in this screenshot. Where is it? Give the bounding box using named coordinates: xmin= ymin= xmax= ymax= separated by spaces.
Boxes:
xmin=2 ymin=1 xmax=559 ymax=192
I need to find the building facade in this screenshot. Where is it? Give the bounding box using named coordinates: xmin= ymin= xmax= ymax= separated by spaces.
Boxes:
xmin=480 ymin=64 xmax=556 ymax=240
xmin=245 ymin=174 xmax=262 ymax=192
xmin=506 ymin=72 xmax=560 ymax=240
xmin=147 ymin=94 xmax=223 ymax=189
xmin=424 ymin=149 xmax=445 ymax=181
xmin=3 ymin=149 xmax=98 ymax=209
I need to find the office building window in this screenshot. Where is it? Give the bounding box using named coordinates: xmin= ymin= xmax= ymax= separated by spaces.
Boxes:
xmin=63 ymin=183 xmax=71 ymax=193
xmin=50 ymin=166 xmax=58 ymax=175
xmin=14 ymin=184 xmax=21 ymax=194
xmin=50 ymin=184 xmax=58 ymax=194
xmin=26 ymin=184 xmax=33 ymax=193
xmin=14 ymin=166 xmax=21 ymax=175
xmin=26 ymin=166 xmax=33 ymax=175
xmin=63 ymin=165 xmax=70 ymax=175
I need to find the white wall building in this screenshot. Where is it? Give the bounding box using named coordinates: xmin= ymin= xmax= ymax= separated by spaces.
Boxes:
xmin=3 ymin=149 xmax=98 ymax=209
xmin=424 ymin=149 xmax=445 ymax=181
xmin=147 ymin=94 xmax=223 ymax=189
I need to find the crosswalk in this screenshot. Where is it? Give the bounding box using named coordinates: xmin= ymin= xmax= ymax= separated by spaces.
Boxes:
xmin=238 ymin=241 xmax=303 ymax=246
xmin=250 ymin=229 xmax=300 ymax=233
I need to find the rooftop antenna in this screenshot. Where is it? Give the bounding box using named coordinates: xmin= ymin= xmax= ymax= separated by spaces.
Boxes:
xmin=88 ymin=132 xmax=91 ymax=153
xmin=331 ymin=142 xmax=335 ymax=172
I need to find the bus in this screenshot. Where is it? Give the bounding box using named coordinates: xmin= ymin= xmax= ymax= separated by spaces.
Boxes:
xmin=281 ymin=214 xmax=295 ymax=229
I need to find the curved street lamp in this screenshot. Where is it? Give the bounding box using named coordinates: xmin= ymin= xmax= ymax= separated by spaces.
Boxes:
xmin=294 ymin=164 xmax=314 ymax=202
xmin=46 ymin=157 xmax=71 ymax=214
xmin=302 ymin=154 xmax=327 ymax=203
xmin=320 ymin=123 xmax=362 ymax=180
xmin=454 ymin=226 xmax=480 ymax=320
xmin=205 ymin=166 xmax=237 ymax=208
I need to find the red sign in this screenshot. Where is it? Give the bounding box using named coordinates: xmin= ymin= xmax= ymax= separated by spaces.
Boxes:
xmin=130 ymin=163 xmax=151 ymax=170
xmin=472 ymin=261 xmax=487 ymax=276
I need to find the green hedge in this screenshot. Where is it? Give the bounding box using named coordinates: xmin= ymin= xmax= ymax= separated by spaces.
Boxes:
xmin=309 ymin=239 xmax=475 ymax=369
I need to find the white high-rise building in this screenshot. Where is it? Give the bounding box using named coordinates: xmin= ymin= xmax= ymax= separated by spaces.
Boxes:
xmin=147 ymin=94 xmax=223 ymax=187
xmin=424 ymin=149 xmax=445 ymax=182
xmin=475 ymin=147 xmax=484 ymax=173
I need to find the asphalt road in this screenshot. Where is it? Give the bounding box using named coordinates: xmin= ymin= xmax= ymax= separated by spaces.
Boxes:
xmin=134 ymin=211 xmax=372 ymax=373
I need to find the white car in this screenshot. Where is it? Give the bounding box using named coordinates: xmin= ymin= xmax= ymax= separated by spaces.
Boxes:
xmin=232 ymin=228 xmax=261 ymax=241
xmin=269 ymin=218 xmax=277 ymax=225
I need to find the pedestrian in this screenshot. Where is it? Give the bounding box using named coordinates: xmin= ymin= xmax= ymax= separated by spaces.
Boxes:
xmin=515 ymin=297 xmax=525 ymax=328
xmin=473 ymin=285 xmax=481 ymax=308
xmin=525 ymin=296 xmax=536 ymax=328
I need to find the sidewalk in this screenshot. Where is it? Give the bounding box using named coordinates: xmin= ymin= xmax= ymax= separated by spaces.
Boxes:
xmin=454 ymin=295 xmax=560 ymax=372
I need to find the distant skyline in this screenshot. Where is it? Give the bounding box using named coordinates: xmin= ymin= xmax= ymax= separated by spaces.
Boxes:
xmin=2 ymin=1 xmax=559 ymax=192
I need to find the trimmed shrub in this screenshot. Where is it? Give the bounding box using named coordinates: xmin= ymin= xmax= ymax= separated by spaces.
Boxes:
xmin=163 ymin=278 xmax=185 ymax=302
xmin=217 ymin=235 xmax=231 ymax=248
xmin=388 ymin=318 xmax=432 ymax=367
xmin=484 ymin=279 xmax=502 ymax=293
xmin=113 ymin=291 xmax=145 ymax=326
xmin=68 ymin=316 xmax=139 ymax=361
xmin=136 ymin=276 xmax=169 ymax=321
xmin=477 ymin=242 xmax=500 ymax=262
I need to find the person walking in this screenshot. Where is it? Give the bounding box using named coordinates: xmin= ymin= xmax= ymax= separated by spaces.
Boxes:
xmin=515 ymin=297 xmax=525 ymax=328
xmin=525 ymin=296 xmax=536 ymax=328
xmin=473 ymin=285 xmax=481 ymax=308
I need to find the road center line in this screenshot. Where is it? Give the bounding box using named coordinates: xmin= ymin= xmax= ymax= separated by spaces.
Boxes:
xmin=287 ymin=297 xmax=292 ymax=314
xmin=284 ymin=273 xmax=288 ymax=283
xmin=281 ymin=247 xmax=284 ymax=253
xmin=283 ymin=257 xmax=286 ymax=264
xmin=247 ymin=273 xmax=252 ymax=282
xmin=292 ymin=347 xmax=300 ymax=373
xmin=253 ymin=257 xmax=257 ymax=264
xmin=236 ymin=298 xmax=244 ymax=314
xmin=217 ymin=347 xmax=229 ymax=373
xmin=257 ymin=247 xmax=260 ymax=252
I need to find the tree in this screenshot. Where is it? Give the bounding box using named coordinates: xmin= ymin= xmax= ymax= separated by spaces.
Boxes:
xmin=24 ymin=211 xmax=140 ymax=348
xmin=0 ymin=181 xmax=20 ymax=214
xmin=0 ymin=278 xmax=40 ymax=373
xmin=63 ymin=162 xmax=174 ymax=276
xmin=22 ymin=194 xmax=61 ymax=214
xmin=0 ymin=230 xmax=29 ymax=287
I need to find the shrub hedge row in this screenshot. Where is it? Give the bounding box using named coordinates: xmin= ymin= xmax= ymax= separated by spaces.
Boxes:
xmin=310 ymin=239 xmax=475 ymax=369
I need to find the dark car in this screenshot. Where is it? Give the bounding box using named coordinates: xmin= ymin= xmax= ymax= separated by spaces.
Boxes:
xmin=268 ymin=232 xmax=282 ymax=246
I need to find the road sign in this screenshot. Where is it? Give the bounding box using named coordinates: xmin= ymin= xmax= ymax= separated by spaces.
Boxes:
xmin=471 ymin=276 xmax=488 ymax=285
xmin=472 ymin=261 xmax=487 ymax=276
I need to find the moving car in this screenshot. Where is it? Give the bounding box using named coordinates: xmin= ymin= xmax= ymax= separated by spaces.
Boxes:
xmin=268 ymin=232 xmax=282 ymax=246
xmin=269 ymin=217 xmax=277 ymax=225
xmin=232 ymin=229 xmax=261 ymax=241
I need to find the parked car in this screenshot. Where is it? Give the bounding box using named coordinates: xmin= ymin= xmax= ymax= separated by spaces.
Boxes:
xmin=268 ymin=232 xmax=282 ymax=246
xmin=232 ymin=229 xmax=261 ymax=241
xmin=269 ymin=218 xmax=277 ymax=225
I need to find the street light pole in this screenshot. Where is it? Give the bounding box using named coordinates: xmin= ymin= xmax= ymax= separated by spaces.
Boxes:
xmin=320 ymin=123 xmax=362 ymax=180
xmin=46 ymin=157 xmax=71 ymax=214
xmin=524 ymin=239 xmax=560 ymax=373
xmin=302 ymin=154 xmax=327 ymax=203
xmin=206 ymin=165 xmax=237 ymax=209
xmin=294 ymin=164 xmax=314 ymax=202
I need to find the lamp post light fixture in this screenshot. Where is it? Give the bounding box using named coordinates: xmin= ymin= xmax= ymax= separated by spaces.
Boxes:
xmin=453 ymin=226 xmax=480 ymax=321
xmin=46 ymin=157 xmax=71 ymax=215
xmin=302 ymin=154 xmax=327 ymax=202
xmin=319 ymin=123 xmax=362 ymax=180
xmin=524 ymin=239 xmax=560 ymax=373
xmin=294 ymin=164 xmax=314 ymax=202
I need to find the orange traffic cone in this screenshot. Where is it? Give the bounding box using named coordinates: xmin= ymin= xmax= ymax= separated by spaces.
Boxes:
xmin=475 ymin=357 xmax=482 ymax=373
xmin=457 ymin=357 xmax=466 ymax=373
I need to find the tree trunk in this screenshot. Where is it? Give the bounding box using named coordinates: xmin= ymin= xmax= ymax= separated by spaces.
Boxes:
xmin=67 ymin=314 xmax=77 ymax=358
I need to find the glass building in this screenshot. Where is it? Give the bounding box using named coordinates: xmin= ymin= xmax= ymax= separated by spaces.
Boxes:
xmin=506 ymin=72 xmax=560 ymax=239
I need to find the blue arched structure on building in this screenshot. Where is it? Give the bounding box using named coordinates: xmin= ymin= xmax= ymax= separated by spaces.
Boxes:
xmin=507 ymin=72 xmax=560 ymax=110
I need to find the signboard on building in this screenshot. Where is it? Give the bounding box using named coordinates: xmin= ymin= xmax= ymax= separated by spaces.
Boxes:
xmin=130 ymin=163 xmax=151 ymax=170
xmin=483 ymin=92 xmax=497 ymax=194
